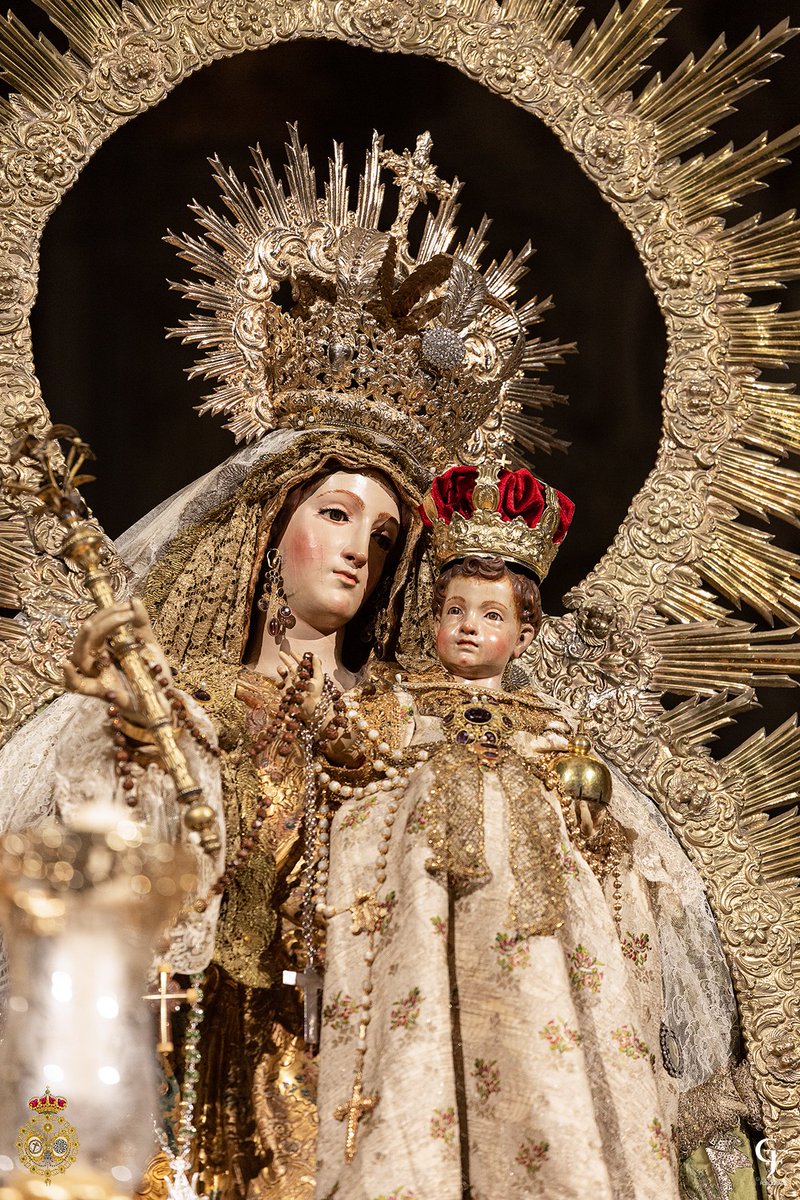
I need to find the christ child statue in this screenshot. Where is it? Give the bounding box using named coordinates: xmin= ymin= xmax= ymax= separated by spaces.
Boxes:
xmin=302 ymin=463 xmax=686 ymax=1200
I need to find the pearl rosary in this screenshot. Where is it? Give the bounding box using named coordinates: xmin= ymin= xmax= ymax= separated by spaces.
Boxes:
xmin=304 ymin=685 xmax=431 ymax=1161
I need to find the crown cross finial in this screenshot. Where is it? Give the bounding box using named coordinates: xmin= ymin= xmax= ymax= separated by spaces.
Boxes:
xmin=380 ymin=132 xmax=457 ymax=248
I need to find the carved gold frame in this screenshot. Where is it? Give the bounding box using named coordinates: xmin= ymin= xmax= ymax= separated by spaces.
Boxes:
xmin=1 ymin=0 xmax=800 ymax=1191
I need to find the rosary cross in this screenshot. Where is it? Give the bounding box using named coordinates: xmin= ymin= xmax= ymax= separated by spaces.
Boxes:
xmin=381 ymin=132 xmax=457 ymax=247
xmin=283 ymin=965 xmax=323 ymax=1050
xmin=334 ymin=1068 xmax=379 ymax=1161
xmin=143 ymin=962 xmax=199 ymax=1053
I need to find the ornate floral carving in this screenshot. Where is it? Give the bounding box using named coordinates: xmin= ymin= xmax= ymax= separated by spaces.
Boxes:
xmin=654 ymin=758 xmax=724 ymax=832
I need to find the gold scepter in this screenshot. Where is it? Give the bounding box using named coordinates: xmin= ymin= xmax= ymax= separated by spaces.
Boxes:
xmin=8 ymin=423 xmax=220 ymax=854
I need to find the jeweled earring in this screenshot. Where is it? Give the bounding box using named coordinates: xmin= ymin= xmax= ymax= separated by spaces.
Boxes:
xmin=257 ymin=548 xmax=296 ymax=644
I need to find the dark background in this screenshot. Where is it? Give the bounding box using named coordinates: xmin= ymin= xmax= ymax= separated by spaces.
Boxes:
xmin=5 ymin=0 xmax=800 ymax=747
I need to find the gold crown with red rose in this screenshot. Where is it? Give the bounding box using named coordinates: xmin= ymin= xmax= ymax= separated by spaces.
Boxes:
xmin=422 ymin=461 xmax=566 ymax=582
xmin=170 ymin=126 xmax=566 ymax=472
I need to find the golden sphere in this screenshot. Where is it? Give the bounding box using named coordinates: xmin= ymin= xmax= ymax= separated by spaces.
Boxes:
xmin=184 ymin=803 xmax=216 ymax=832
xmin=552 ymin=744 xmax=612 ymax=806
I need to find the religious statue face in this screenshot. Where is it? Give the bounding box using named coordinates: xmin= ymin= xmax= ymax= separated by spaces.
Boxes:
xmin=277 ymin=471 xmax=401 ymax=635
xmin=434 ymin=573 xmax=534 ymax=682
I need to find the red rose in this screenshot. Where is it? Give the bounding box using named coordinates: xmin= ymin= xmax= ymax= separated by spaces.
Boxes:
xmin=423 ymin=465 xmax=477 ymax=524
xmin=497 ymin=469 xmax=545 ymax=526
xmin=420 ymin=464 xmax=574 ymax=544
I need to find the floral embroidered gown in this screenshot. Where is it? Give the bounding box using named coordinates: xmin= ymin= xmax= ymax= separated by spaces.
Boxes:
xmin=314 ymin=675 xmax=691 ymax=1200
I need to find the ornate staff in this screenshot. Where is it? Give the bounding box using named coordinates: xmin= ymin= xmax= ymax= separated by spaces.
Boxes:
xmin=8 ymin=423 xmax=220 ymax=854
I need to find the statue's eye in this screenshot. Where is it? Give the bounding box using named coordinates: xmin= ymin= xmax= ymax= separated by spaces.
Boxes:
xmin=319 ymin=506 xmax=349 ymax=522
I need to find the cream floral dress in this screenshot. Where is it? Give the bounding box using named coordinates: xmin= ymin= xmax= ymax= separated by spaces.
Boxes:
xmin=315 ymin=679 xmax=690 ymax=1200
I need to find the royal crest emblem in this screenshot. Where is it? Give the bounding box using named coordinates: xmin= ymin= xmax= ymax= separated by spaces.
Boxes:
xmin=15 ymin=1087 xmax=79 ymax=1183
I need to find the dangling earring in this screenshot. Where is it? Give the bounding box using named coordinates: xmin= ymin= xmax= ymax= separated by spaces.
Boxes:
xmin=257 ymin=548 xmax=296 ymax=644
xmin=360 ymin=576 xmax=392 ymax=654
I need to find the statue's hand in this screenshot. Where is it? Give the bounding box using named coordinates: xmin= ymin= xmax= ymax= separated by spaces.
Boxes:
xmin=277 ymin=650 xmax=332 ymax=728
xmin=63 ymin=598 xmax=172 ymax=724
xmin=574 ymin=797 xmax=608 ymax=840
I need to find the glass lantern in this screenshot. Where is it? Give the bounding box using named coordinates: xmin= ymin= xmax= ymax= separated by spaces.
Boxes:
xmin=0 ymin=817 xmax=197 ymax=1200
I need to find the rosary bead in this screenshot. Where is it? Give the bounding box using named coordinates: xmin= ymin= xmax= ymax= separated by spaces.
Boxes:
xmin=378 ymin=742 xmax=390 ymax=755
xmin=367 ymin=729 xmax=380 ymax=741
xmin=376 ymin=854 xmax=387 ymax=869
xmin=328 ymin=779 xmax=341 ymax=794
xmin=375 ymin=869 xmax=387 ymax=883
xmin=387 ymin=801 xmax=398 ymax=814
xmin=417 ymin=749 xmax=429 ymax=761
xmin=319 ymin=771 xmax=331 ymax=786
xmin=391 ymin=749 xmax=403 ymax=761
xmin=384 ymin=814 xmax=395 ymax=827
xmin=385 ymin=766 xmax=398 ymax=779
xmin=357 ymin=719 xmax=369 ymax=732
xmin=364 ymin=948 xmax=375 ymax=964
xmin=381 ymin=779 xmax=395 ymax=791
xmin=339 ymin=785 xmax=353 ymax=798
xmin=126 ymin=795 xmax=138 ymax=808
xmin=122 ymin=778 xmax=135 ymax=792
xmin=353 ymin=786 xmax=364 ymax=799
xmin=373 ymin=759 xmax=386 ymax=773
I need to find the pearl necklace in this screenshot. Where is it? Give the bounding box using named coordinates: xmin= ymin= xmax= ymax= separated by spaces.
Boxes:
xmin=308 ymin=687 xmax=430 ymax=1162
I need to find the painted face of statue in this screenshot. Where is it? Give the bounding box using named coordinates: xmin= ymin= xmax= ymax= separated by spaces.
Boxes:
xmin=277 ymin=471 xmax=401 ymax=635
xmin=434 ymin=573 xmax=534 ymax=686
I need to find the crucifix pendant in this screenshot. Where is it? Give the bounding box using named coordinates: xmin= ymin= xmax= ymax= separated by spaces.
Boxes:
xmin=334 ymin=1069 xmax=379 ymax=1162
xmin=283 ymin=965 xmax=324 ymax=1051
xmin=142 ymin=962 xmax=199 ymax=1053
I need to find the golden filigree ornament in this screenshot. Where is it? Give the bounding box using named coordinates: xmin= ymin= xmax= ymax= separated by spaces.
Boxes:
xmin=16 ymin=1087 xmax=79 ymax=1184
xmin=169 ymin=125 xmax=567 ymax=470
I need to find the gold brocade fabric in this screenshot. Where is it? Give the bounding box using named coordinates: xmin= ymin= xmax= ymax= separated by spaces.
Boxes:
xmin=251 ymin=1026 xmax=319 ymax=1199
xmin=407 ymin=677 xmax=568 ymax=935
xmin=500 ymin=753 xmax=566 ymax=938
xmin=163 ymin=658 xmax=313 ymax=1200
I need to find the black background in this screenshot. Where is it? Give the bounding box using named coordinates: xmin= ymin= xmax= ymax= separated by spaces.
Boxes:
xmin=5 ymin=0 xmax=800 ymax=747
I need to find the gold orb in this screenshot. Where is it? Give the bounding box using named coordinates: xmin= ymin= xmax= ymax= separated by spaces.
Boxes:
xmin=552 ymin=738 xmax=612 ymax=806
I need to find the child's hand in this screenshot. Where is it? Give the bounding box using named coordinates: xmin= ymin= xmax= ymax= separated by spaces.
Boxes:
xmin=574 ymin=797 xmax=607 ymax=840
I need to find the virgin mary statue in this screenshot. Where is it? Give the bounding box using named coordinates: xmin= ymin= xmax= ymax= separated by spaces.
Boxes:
xmin=0 ymin=130 xmax=759 ymax=1200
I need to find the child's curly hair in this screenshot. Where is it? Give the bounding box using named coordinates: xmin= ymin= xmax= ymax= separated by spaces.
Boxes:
xmin=433 ymin=554 xmax=542 ymax=635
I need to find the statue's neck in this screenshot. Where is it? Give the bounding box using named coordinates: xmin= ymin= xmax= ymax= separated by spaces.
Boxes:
xmin=245 ymin=615 xmax=356 ymax=691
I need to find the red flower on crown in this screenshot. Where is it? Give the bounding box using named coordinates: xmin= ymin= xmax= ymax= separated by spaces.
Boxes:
xmin=421 ymin=466 xmax=574 ymax=542
xmin=420 ymin=464 xmax=574 ymax=580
